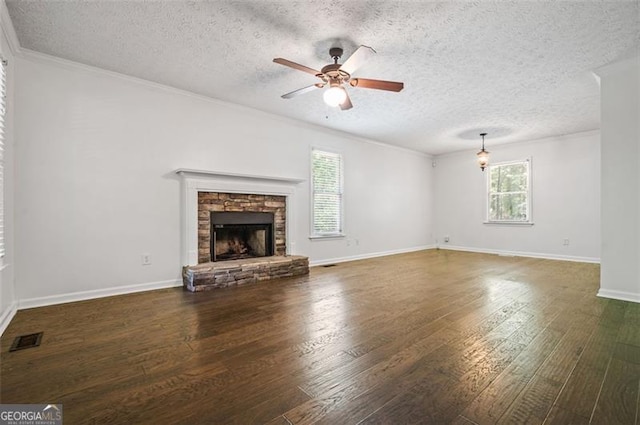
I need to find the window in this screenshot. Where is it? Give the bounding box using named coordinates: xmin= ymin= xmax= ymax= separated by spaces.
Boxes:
xmin=0 ymin=58 xmax=6 ymax=257
xmin=311 ymin=149 xmax=343 ymax=237
xmin=487 ymin=159 xmax=531 ymax=223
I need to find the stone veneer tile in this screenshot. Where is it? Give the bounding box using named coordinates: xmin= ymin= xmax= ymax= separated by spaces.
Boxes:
xmin=197 ymin=191 xmax=286 ymax=263
xmin=182 ymin=255 xmax=309 ymax=292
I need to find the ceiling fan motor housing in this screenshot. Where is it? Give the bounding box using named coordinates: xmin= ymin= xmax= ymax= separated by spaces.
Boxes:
xmin=319 ymin=64 xmax=350 ymax=82
xmin=329 ymin=47 xmax=343 ymax=61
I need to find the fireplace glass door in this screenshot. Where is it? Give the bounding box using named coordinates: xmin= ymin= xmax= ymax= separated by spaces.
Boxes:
xmin=210 ymin=212 xmax=275 ymax=261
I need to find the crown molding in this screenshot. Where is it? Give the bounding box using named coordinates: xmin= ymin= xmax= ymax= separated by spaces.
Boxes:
xmin=19 ymin=48 xmax=431 ymax=159
xmin=594 ymin=54 xmax=640 ymax=78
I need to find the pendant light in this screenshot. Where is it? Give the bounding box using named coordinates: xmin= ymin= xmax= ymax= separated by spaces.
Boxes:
xmin=477 ymin=133 xmax=489 ymax=171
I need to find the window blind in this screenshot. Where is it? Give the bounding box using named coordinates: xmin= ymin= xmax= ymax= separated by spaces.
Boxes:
xmin=0 ymin=58 xmax=6 ymax=257
xmin=312 ymin=149 xmax=343 ymax=236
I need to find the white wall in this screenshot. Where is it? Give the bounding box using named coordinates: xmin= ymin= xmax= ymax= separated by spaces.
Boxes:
xmin=0 ymin=6 xmax=17 ymax=334
xmin=433 ymin=131 xmax=601 ymax=262
xmin=597 ymin=56 xmax=640 ymax=303
xmin=7 ymin=18 xmax=629 ymax=315
xmin=13 ymin=52 xmax=433 ymax=306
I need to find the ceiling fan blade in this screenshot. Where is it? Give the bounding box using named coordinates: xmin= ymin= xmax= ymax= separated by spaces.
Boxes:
xmin=281 ymin=83 xmax=324 ymax=99
xmin=340 ymin=45 xmax=376 ymax=75
xmin=340 ymin=91 xmax=353 ymax=110
xmin=349 ymin=78 xmax=404 ymax=92
xmin=273 ymin=58 xmax=321 ymax=76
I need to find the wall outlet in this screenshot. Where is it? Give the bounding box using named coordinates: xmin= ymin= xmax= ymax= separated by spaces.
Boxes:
xmin=444 ymin=236 xmax=450 ymax=243
xmin=141 ymin=253 xmax=152 ymax=265
xmin=355 ymin=239 xmax=360 ymax=246
xmin=346 ymin=239 xmax=351 ymax=247
xmin=563 ymin=238 xmax=570 ymax=246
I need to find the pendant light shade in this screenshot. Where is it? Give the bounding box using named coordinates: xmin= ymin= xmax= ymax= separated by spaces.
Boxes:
xmin=323 ymin=85 xmax=347 ymax=107
xmin=477 ymin=133 xmax=489 ymax=171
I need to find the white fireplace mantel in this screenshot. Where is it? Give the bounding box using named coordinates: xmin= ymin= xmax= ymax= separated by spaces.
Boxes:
xmin=176 ymin=169 xmax=304 ymax=266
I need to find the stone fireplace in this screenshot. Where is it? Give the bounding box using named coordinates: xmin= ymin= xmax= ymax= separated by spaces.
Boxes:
xmin=176 ymin=169 xmax=309 ymax=292
xmin=197 ymin=192 xmax=286 ymax=263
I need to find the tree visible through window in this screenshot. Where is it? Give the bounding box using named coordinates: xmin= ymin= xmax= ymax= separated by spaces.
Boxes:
xmin=312 ymin=149 xmax=343 ymax=236
xmin=488 ymin=159 xmax=531 ymax=222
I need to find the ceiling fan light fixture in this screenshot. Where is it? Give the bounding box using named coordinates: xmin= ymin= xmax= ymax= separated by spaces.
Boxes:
xmin=274 ymin=45 xmax=404 ymax=110
xmin=323 ymin=85 xmax=347 ymax=107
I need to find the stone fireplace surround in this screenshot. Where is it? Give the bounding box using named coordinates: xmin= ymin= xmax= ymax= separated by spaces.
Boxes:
xmin=176 ymin=169 xmax=309 ymax=291
xmin=198 ymin=192 xmax=286 ymax=263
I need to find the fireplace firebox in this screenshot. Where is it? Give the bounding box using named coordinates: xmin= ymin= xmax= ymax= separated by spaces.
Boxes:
xmin=210 ymin=212 xmax=275 ymax=262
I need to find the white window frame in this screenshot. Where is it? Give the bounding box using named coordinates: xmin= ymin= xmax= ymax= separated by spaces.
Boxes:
xmin=0 ymin=57 xmax=6 ymax=258
xmin=310 ymin=148 xmax=345 ymax=239
xmin=484 ymin=158 xmax=533 ymax=226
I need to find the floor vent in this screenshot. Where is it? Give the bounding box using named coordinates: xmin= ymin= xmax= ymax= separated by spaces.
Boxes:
xmin=322 ymin=264 xmax=337 ymax=268
xmin=9 ymin=332 xmax=43 ymax=352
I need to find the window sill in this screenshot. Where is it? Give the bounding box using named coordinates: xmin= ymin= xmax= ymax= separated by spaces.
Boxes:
xmin=309 ymin=234 xmax=346 ymax=240
xmin=483 ymin=221 xmax=534 ymax=226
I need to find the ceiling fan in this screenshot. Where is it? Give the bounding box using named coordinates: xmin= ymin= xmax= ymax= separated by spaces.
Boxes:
xmin=273 ymin=45 xmax=404 ymax=110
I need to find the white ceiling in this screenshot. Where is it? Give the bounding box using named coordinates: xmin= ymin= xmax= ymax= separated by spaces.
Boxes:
xmin=5 ymin=0 xmax=639 ymax=154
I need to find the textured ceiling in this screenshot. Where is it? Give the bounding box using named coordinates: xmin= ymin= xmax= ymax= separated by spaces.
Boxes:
xmin=6 ymin=0 xmax=640 ymax=154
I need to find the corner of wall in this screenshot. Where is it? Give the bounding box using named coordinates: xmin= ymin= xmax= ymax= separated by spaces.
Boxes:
xmin=0 ymin=299 xmax=17 ymax=336
xmin=0 ymin=2 xmax=21 ymax=56
xmin=0 ymin=0 xmax=18 ymax=335
xmin=597 ymin=288 xmax=640 ymax=304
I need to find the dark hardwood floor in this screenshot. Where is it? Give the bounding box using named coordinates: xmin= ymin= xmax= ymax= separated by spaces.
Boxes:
xmin=1 ymin=250 xmax=638 ymax=424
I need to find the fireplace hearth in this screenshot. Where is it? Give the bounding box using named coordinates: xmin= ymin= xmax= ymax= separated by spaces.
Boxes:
xmin=186 ymin=191 xmax=309 ymax=291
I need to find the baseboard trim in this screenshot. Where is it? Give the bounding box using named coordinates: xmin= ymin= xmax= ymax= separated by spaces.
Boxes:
xmin=597 ymin=289 xmax=640 ymax=303
xmin=0 ymin=301 xmax=18 ymax=336
xmin=18 ymin=279 xmax=183 ymax=310
xmin=438 ymin=245 xmax=600 ymax=264
xmin=12 ymin=244 xmax=601 ymax=311
xmin=310 ymin=245 xmax=434 ymax=267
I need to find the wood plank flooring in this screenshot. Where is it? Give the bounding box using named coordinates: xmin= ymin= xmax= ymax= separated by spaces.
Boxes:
xmin=1 ymin=250 xmax=638 ymax=424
